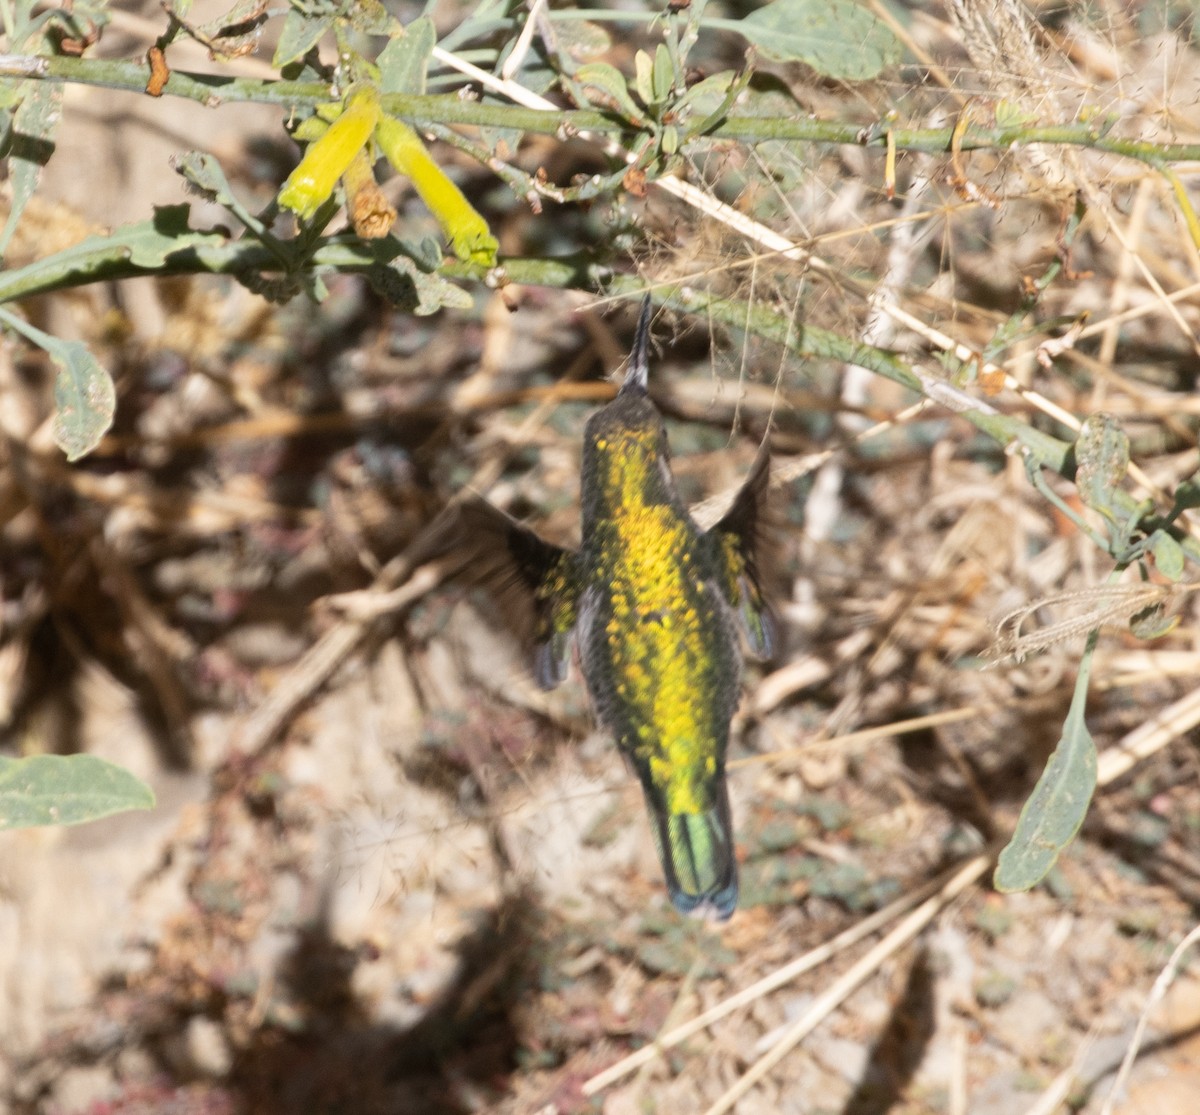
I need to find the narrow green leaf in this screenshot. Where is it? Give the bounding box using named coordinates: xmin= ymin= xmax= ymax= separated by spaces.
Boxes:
xmin=995 ymin=648 xmax=1098 ymax=892
xmin=273 ymin=8 xmax=330 ymax=68
xmin=634 ymin=49 xmax=654 ymax=106
xmin=378 ymin=16 xmax=436 ymax=95
xmin=734 ymin=0 xmax=900 ymax=81
xmin=652 ymin=43 xmax=674 ymax=103
xmin=1074 ymin=412 xmax=1130 ymax=515
xmin=0 ymin=205 xmax=229 ymax=300
xmin=0 ymin=80 xmax=62 ymax=259
xmin=576 ymin=62 xmax=647 ymax=123
xmin=0 ymin=754 xmax=155 ymax=830
xmin=0 ymin=108 xmax=14 ymax=160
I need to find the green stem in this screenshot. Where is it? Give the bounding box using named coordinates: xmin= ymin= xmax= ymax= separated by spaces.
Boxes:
xmin=0 ymin=301 xmax=56 ymax=347
xmin=8 ymin=55 xmax=1200 ymax=166
xmin=483 ymin=261 xmax=1080 ymax=475
xmin=4 ymin=222 xmax=1195 ymax=564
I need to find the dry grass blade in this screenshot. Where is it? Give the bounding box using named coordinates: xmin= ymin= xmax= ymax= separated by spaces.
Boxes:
xmin=581 ymin=857 xmax=982 ymax=1095
xmin=989 ymin=583 xmax=1180 ymax=663
xmin=1021 ymin=1025 xmax=1101 ymax=1115
xmin=701 ymin=850 xmax=998 ymax=1115
xmin=1097 ymin=682 xmax=1200 ymax=786
xmin=1098 ymin=921 xmax=1200 ymax=1115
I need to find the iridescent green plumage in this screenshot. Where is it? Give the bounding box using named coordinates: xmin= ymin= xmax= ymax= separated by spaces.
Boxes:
xmin=462 ymin=296 xmax=772 ymax=920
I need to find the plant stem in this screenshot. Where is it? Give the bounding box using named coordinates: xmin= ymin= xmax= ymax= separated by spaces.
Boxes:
xmin=6 ymin=54 xmax=1200 ymax=166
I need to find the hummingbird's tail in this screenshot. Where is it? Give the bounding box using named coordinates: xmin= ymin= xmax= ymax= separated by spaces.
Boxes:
xmin=645 ymin=784 xmax=739 ymax=921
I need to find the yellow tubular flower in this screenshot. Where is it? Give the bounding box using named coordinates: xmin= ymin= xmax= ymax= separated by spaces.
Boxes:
xmin=375 ymin=115 xmax=498 ymax=268
xmin=279 ymin=85 xmax=382 ymax=221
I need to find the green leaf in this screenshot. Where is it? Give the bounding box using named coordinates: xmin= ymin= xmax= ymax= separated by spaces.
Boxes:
xmin=676 ymin=70 xmax=737 ymax=119
xmin=652 ymin=43 xmax=674 ymax=104
xmin=634 ymin=49 xmax=654 ymax=106
xmin=189 ymin=0 xmax=270 ymax=58
xmin=1170 ymin=474 xmax=1200 ymax=516
xmin=273 ymin=7 xmax=330 ymax=68
xmin=173 ymin=154 xmax=279 ymax=242
xmin=1130 ymin=602 xmax=1178 ymax=640
xmin=576 ymin=62 xmax=647 ymax=123
xmin=1147 ymin=530 xmax=1185 ymax=581
xmin=734 ymin=0 xmax=900 ymax=81
xmin=552 ymin=18 xmax=611 ymax=63
xmin=173 ymin=150 xmax=242 ymax=209
xmin=0 ymin=306 xmax=115 ymax=459
xmin=15 ymin=204 xmax=229 ymax=283
xmin=0 ymin=754 xmax=155 ymax=830
xmin=1074 ymin=412 xmax=1130 ymax=515
xmin=0 ymin=80 xmax=63 ymax=259
xmin=50 ymin=336 xmax=116 ymax=460
xmin=995 ymin=98 xmax=1037 ymax=128
xmin=0 ymin=109 xmax=13 ymax=161
xmin=364 ymin=249 xmax=473 ymax=315
xmin=378 ymin=16 xmax=436 ymax=95
xmin=994 ymin=650 xmax=1098 ymax=892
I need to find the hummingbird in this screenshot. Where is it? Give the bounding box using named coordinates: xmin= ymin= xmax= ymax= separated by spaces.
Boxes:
xmin=457 ymin=296 xmax=773 ymax=920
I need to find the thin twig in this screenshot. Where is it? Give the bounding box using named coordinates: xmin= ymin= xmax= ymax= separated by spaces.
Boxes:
xmin=581 ymin=851 xmax=993 ymax=1095
xmin=1098 ymin=921 xmax=1200 ymax=1115
xmin=700 ymin=850 xmax=997 ymax=1115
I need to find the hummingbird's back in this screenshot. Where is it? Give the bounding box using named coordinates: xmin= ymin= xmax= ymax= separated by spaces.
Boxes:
xmin=574 ymin=355 xmax=745 ymax=918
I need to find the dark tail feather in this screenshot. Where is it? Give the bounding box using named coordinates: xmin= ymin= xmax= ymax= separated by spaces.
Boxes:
xmin=645 ymin=783 xmax=738 ymax=921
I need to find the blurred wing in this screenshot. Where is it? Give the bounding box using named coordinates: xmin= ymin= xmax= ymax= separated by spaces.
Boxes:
xmin=444 ymin=499 xmax=583 ymax=689
xmin=708 ymin=444 xmax=775 ymax=658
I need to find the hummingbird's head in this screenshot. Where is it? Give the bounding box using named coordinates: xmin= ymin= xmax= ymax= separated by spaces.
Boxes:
xmin=580 ymin=296 xmax=679 ymax=517
xmin=584 ymin=294 xmax=669 ymax=462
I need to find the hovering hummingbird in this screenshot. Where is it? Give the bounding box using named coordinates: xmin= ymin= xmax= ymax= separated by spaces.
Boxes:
xmin=458 ymin=296 xmax=773 ymax=920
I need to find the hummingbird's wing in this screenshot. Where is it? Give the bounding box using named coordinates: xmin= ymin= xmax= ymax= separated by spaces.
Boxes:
xmin=447 ymin=500 xmax=583 ymax=689
xmin=707 ymin=444 xmax=776 ymax=658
